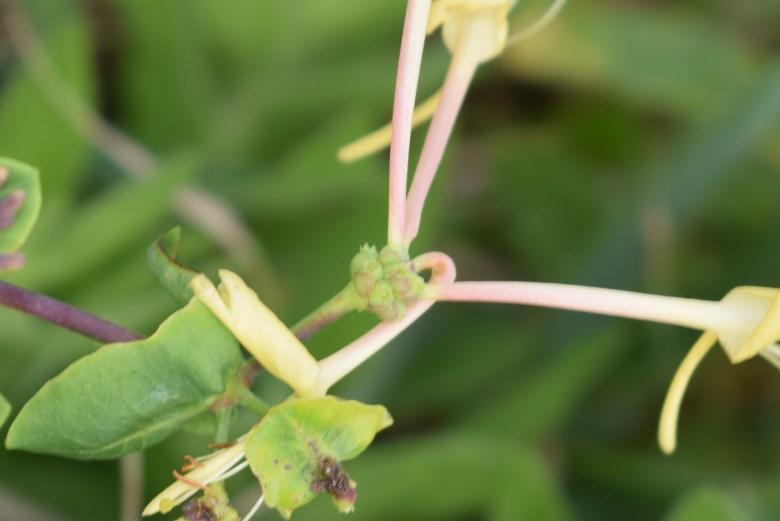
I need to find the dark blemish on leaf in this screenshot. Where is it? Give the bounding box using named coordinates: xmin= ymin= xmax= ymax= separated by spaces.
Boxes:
xmin=274 ymin=459 xmax=279 ymax=465
xmin=310 ymin=457 xmax=356 ymax=504
xmin=182 ymin=499 xmax=216 ymax=521
xmin=284 ymin=463 xmax=292 ymax=471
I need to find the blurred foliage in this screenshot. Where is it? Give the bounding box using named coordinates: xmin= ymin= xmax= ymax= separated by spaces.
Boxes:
xmin=0 ymin=0 xmax=779 ymax=520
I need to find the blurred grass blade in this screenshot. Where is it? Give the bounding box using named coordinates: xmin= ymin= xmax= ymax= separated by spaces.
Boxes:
xmin=0 ymin=12 xmax=94 ymax=200
xmin=0 ymin=395 xmax=10 ymax=428
xmin=664 ymin=488 xmax=747 ymax=521
xmin=6 ymin=153 xmax=197 ymax=291
xmin=457 ymin=328 xmax=626 ymax=440
xmin=576 ymin=51 xmax=780 ymax=291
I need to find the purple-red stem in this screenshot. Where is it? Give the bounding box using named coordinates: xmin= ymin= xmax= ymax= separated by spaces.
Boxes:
xmin=0 ymin=280 xmax=144 ymax=343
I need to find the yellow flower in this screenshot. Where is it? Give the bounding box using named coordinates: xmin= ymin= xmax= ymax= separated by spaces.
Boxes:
xmin=338 ymin=0 xmax=565 ymax=163
xmin=190 ymin=270 xmax=321 ymax=398
xmin=659 ymin=286 xmax=780 ymax=454
xmin=428 ymin=0 xmax=513 ymax=63
xmin=143 ymin=441 xmax=248 ymax=516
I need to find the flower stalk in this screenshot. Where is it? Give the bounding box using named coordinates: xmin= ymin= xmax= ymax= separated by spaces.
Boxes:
xmin=430 ymin=281 xmax=740 ymax=333
xmin=291 ymin=285 xmax=364 ymax=341
xmin=430 ymin=280 xmax=780 ymax=453
xmin=388 ymin=0 xmax=432 ymax=248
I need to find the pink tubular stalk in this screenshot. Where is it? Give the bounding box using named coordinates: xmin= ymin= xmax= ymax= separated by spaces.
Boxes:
xmin=316 ymin=252 xmax=456 ymax=395
xmin=433 ymin=281 xmax=744 ymax=333
xmin=388 ymin=0 xmax=432 ymax=248
xmin=403 ymin=32 xmax=480 ymax=247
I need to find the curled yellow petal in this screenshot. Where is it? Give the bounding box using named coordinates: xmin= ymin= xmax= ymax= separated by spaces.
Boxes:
xmin=658 ymin=331 xmax=717 ymax=455
xmin=190 ymin=270 xmax=320 ymax=397
xmin=337 ymin=90 xmax=442 ymax=163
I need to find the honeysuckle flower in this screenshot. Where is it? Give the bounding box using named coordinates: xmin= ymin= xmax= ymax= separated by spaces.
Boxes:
xmin=658 ymin=286 xmax=780 ymax=454
xmin=338 ymin=0 xmax=511 ymax=164
xmin=338 ymin=0 xmax=569 ymax=164
xmin=426 ymin=280 xmax=780 ymax=454
xmin=143 ymin=440 xmax=250 ymax=516
xmin=190 ymin=270 xmax=321 ymax=397
xmin=341 ymin=0 xmax=567 ymax=250
xmin=427 ymin=0 xmax=513 ymax=62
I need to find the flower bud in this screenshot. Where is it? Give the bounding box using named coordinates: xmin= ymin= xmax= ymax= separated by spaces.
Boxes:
xmin=349 ymin=245 xmax=379 ymax=276
xmin=351 ymin=272 xmax=377 ymax=299
xmin=367 ymin=280 xmax=395 ymax=312
xmin=378 ymin=245 xmax=407 ymax=268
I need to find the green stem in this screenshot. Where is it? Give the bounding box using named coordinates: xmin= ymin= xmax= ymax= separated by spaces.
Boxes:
xmin=291 ymin=284 xmax=362 ymax=340
xmin=207 ymin=408 xmax=234 ymax=502
xmin=233 ymin=384 xmax=270 ymax=417
xmin=213 ymin=407 xmax=232 ymax=446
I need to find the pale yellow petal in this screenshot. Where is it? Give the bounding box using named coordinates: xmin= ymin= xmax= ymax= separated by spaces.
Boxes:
xmin=729 ymin=287 xmax=780 ymax=363
xmin=658 ymin=331 xmax=717 ymax=455
xmin=442 ymin=4 xmax=510 ymax=64
xmin=190 ymin=271 xmax=320 ymax=397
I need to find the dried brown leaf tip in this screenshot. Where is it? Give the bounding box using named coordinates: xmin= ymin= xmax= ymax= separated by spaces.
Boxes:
xmin=310 ymin=457 xmax=357 ymax=513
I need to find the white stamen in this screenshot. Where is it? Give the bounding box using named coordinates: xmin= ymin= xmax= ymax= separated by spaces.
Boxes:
xmin=210 ymin=460 xmax=250 ymax=483
xmin=204 ymin=453 xmax=247 ymax=485
xmin=507 ymin=0 xmax=568 ymax=46
xmin=242 ymin=495 xmax=265 ymax=521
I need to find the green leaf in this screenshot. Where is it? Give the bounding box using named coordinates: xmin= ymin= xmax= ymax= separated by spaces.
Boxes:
xmin=0 ymin=158 xmax=42 ymax=253
xmin=147 ymin=227 xmax=198 ymax=305
xmin=664 ymin=488 xmax=747 ymax=521
xmin=5 ymin=298 xmax=242 ymax=459
xmin=0 ymin=394 xmax=10 ymax=428
xmin=245 ymin=396 xmax=392 ymax=518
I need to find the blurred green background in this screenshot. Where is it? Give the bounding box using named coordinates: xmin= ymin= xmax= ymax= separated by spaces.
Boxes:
xmin=1 ymin=0 xmax=780 ymax=520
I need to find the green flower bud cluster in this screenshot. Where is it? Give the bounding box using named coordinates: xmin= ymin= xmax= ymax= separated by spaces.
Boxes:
xmin=349 ymin=245 xmax=426 ymax=321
